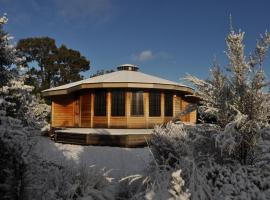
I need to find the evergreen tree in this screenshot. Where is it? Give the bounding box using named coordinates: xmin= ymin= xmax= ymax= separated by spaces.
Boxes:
xmin=17 ymin=37 xmax=90 ymax=93
xmin=0 ymin=14 xmax=17 ymax=87
xmin=186 ymin=26 xmax=270 ymax=163
xmin=90 ymin=69 xmax=115 ymax=78
xmin=55 ymin=45 xmax=90 ymax=85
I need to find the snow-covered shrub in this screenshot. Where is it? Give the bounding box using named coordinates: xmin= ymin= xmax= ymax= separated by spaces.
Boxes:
xmin=0 ymin=111 xmax=115 ymax=200
xmin=118 ymin=165 xmax=190 ymax=200
xmin=0 ymin=14 xmax=50 ymax=130
xmin=27 ymin=162 xmax=115 ymax=200
xmin=149 ymin=122 xmax=223 ymax=184
xmin=0 ymin=75 xmax=51 ymax=130
xmin=186 ymin=30 xmax=270 ymax=129
xmin=0 ymin=113 xmax=38 ymax=199
xmin=149 ymin=122 xmax=270 ymax=200
xmin=252 ymin=127 xmax=270 ymax=168
xmin=0 ymin=14 xmax=18 ymax=87
xmin=204 ymin=163 xmax=270 ymax=200
xmin=185 ymin=26 xmax=270 ymax=163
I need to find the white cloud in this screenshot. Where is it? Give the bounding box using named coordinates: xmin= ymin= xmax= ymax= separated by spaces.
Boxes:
xmin=135 ymin=50 xmax=153 ymax=61
xmin=133 ymin=50 xmax=172 ymax=62
xmin=52 ymin=0 xmax=115 ymax=24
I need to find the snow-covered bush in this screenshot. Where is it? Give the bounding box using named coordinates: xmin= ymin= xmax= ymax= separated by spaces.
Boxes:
xmin=204 ymin=163 xmax=270 ymax=200
xmin=185 ymin=26 xmax=270 ymax=163
xmin=148 ymin=122 xmax=270 ymax=200
xmin=117 ymin=164 xmax=190 ymax=200
xmin=0 ymin=14 xmax=18 ymax=87
xmin=0 ymin=110 xmax=115 ymax=200
xmin=26 ymin=162 xmax=115 ymax=200
xmin=150 ymin=29 xmax=270 ymax=196
xmin=0 ymin=76 xmax=50 ymax=129
xmin=0 ymin=113 xmax=38 ymax=199
xmin=0 ymin=14 xmax=50 ymax=131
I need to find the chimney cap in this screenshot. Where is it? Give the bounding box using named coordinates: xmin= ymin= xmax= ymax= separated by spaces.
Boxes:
xmin=117 ymin=64 xmax=139 ymax=71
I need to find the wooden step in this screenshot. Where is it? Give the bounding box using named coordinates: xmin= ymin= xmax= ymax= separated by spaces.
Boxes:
xmin=55 ymin=132 xmax=87 ymax=145
xmin=54 ymin=131 xmax=152 ymax=147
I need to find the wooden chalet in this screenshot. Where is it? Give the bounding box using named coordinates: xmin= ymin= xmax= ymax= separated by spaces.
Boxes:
xmin=42 ymin=64 xmax=197 ymax=146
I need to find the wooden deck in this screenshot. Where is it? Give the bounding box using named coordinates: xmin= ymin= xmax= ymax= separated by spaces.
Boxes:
xmin=53 ymin=128 xmax=153 ymax=147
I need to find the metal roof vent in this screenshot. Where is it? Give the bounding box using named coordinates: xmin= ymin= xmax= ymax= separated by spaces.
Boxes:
xmin=117 ymin=64 xmax=139 ymax=71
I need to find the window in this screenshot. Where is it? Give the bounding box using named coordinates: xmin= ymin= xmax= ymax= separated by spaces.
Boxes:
xmin=149 ymin=91 xmax=161 ymax=116
xmin=94 ymin=90 xmax=106 ymax=116
xmin=165 ymin=93 xmax=173 ymax=116
xmin=131 ymin=91 xmax=144 ymax=116
xmin=111 ymin=90 xmax=125 ymax=116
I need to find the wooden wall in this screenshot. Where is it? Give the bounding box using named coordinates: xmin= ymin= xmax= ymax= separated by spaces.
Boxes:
xmin=51 ymin=89 xmax=197 ymax=128
xmin=80 ymin=94 xmax=91 ymax=127
xmin=52 ymin=95 xmax=75 ymax=127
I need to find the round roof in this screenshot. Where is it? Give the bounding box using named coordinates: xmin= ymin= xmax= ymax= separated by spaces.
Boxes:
xmin=42 ymin=65 xmax=193 ymax=96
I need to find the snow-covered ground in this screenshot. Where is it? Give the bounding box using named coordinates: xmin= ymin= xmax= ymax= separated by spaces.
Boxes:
xmin=36 ymin=136 xmax=152 ymax=179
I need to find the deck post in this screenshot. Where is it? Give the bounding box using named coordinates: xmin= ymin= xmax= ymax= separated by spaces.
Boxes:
xmin=144 ymin=92 xmax=149 ymax=128
xmin=173 ymin=93 xmax=176 ymax=117
xmin=51 ymin=100 xmax=55 ymax=127
xmin=90 ymin=93 xmax=94 ymax=128
xmin=107 ymin=91 xmax=111 ymax=128
xmin=126 ymin=91 xmax=131 ymax=127
xmin=161 ymin=92 xmax=165 ymax=123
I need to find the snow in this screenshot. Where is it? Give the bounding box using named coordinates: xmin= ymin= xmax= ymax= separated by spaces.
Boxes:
xmin=55 ymin=128 xmax=153 ymax=135
xmin=35 ymin=136 xmax=152 ymax=179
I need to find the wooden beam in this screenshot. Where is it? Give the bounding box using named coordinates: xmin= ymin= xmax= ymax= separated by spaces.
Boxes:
xmin=144 ymin=92 xmax=149 ymax=128
xmin=126 ymin=91 xmax=130 ymax=118
xmin=90 ymin=93 xmax=94 ymax=128
xmin=79 ymin=95 xmax=82 ymax=127
xmin=107 ymin=91 xmax=111 ymax=128
xmin=51 ymin=100 xmax=55 ymax=127
xmin=161 ymin=92 xmax=165 ymax=123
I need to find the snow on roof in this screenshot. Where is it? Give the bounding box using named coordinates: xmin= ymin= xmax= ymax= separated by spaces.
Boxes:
xmin=43 ymin=69 xmax=189 ymax=93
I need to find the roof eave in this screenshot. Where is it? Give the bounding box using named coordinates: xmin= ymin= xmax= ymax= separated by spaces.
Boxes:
xmin=42 ymin=82 xmax=193 ymax=97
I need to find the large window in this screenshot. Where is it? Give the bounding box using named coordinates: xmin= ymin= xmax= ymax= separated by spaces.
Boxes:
xmin=131 ymin=91 xmax=144 ymax=116
xmin=94 ymin=90 xmax=106 ymax=116
xmin=165 ymin=93 xmax=173 ymax=116
xmin=111 ymin=90 xmax=125 ymax=116
xmin=149 ymin=91 xmax=161 ymax=116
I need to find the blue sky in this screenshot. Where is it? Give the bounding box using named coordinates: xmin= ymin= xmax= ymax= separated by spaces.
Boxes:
xmin=1 ymin=0 xmax=270 ymax=83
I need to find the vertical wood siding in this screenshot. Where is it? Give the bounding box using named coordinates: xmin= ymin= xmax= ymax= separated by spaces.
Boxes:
xmin=51 ymin=89 xmax=197 ymax=128
xmin=180 ymin=99 xmax=190 ymax=122
xmin=52 ymin=95 xmax=74 ymax=127
xmin=80 ymin=93 xmax=91 ymax=127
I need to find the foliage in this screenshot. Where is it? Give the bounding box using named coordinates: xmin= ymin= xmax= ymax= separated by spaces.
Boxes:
xmin=185 ymin=27 xmax=270 ymax=163
xmin=186 ymin=30 xmax=270 ymax=126
xmin=0 ymin=74 xmax=50 ymax=129
xmin=27 ymin=161 xmax=115 ymax=200
xmin=0 ymin=14 xmax=114 ymax=200
xmin=0 ymin=14 xmax=18 ymax=87
xmin=0 ymin=114 xmax=36 ymax=200
xmin=117 ymin=164 xmax=190 ymax=200
xmin=17 ymin=37 xmax=90 ymax=92
xmin=143 ymin=25 xmax=270 ymax=200
xmin=147 ymin=122 xmax=270 ymax=200
xmin=90 ymin=69 xmax=115 ymax=78
xmin=0 ymin=108 xmax=115 ymax=200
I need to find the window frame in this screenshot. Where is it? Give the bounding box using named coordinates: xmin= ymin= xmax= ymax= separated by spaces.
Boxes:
xmin=164 ymin=93 xmax=173 ymax=117
xmin=131 ymin=91 xmax=144 ymax=116
xmin=94 ymin=90 xmax=107 ymax=116
xmin=111 ymin=90 xmax=126 ymax=116
xmin=149 ymin=91 xmax=161 ymax=117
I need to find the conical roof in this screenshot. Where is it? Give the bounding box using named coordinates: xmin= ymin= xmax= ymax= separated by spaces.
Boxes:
xmin=42 ymin=65 xmax=193 ymax=96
